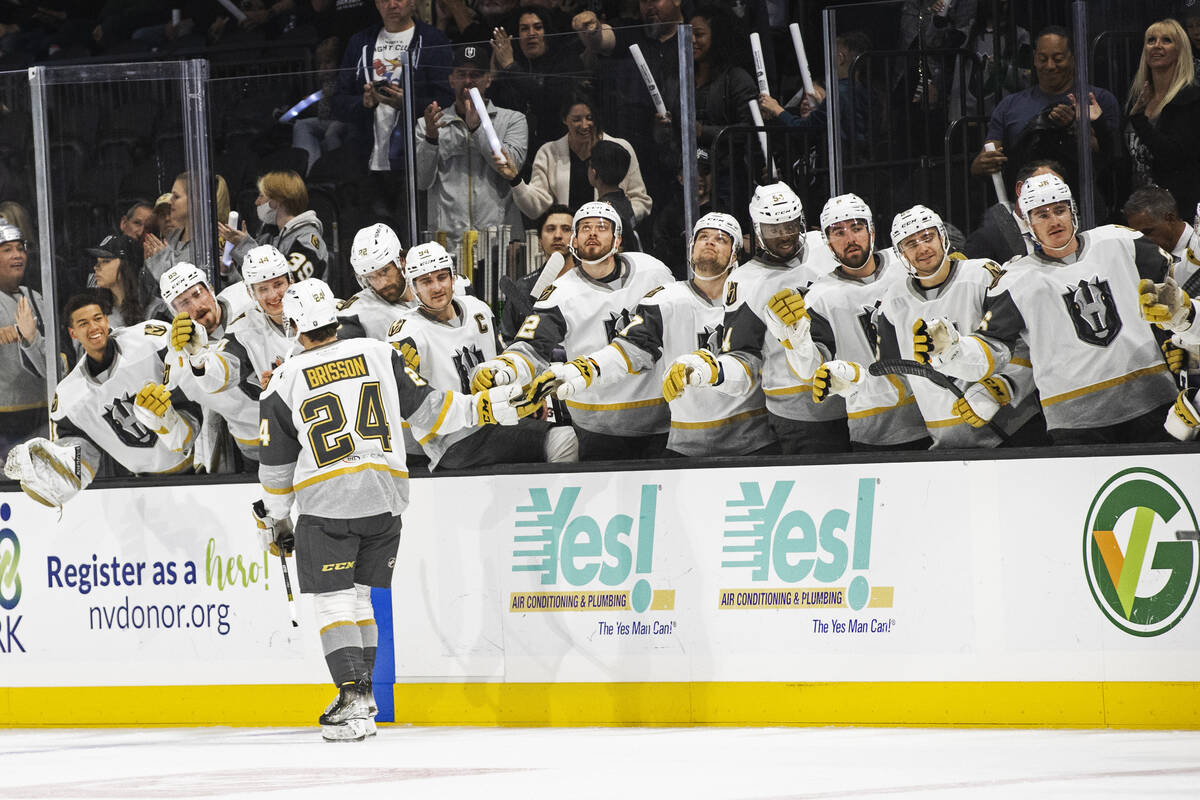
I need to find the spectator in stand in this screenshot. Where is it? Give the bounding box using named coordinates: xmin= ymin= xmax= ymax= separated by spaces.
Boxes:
xmin=498 ymin=203 xmax=574 ymax=343
xmin=689 ymin=3 xmax=756 ymax=227
xmin=219 ymin=170 xmax=330 ymax=283
xmin=970 ymin=27 xmax=1119 ymax=206
xmin=331 ymin=0 xmax=453 ymax=221
xmin=144 ymin=172 xmax=231 ymax=292
xmin=1124 ymin=18 xmax=1200 ymax=220
xmin=963 ymin=158 xmax=1065 ymax=263
xmin=0 ymin=201 xmax=39 ymax=291
xmin=1182 ymin=1 xmax=1200 ymax=80
xmin=1123 ymin=187 xmax=1198 ymax=279
xmin=489 ymin=5 xmax=586 ymax=162
xmin=416 ymin=43 xmax=528 ymax=249
xmin=0 ymin=222 xmax=47 ymax=462
xmin=651 ymin=148 xmax=713 ymax=278
xmin=151 ymin=192 xmax=174 ymax=241
xmin=116 ymin=200 xmax=153 ymax=272
xmin=87 ymin=233 xmax=166 ymax=328
xmin=758 ymin=30 xmax=872 ymax=159
xmin=949 ymin=0 xmax=1031 ymax=116
xmin=495 ymin=93 xmax=649 ymax=225
xmin=436 ymin=0 xmax=518 ymax=43
xmin=587 ymin=141 xmax=639 ymax=251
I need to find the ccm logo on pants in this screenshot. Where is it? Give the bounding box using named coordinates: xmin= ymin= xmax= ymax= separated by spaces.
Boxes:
xmin=321 ymin=561 xmax=356 ymax=572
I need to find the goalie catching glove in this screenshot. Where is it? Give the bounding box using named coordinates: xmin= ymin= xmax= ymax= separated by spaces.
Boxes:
xmin=662 ymin=350 xmax=722 ymax=402
xmin=812 ymin=360 xmax=862 ymax=402
xmin=251 ymin=499 xmax=294 ymax=557
xmin=952 ymin=376 xmax=1012 ymax=428
xmin=169 ymin=312 xmax=208 ymax=362
xmin=3 ymin=437 xmax=85 ymax=508
xmin=132 ymin=383 xmax=193 ymax=452
xmin=1138 ymin=277 xmax=1194 ymax=331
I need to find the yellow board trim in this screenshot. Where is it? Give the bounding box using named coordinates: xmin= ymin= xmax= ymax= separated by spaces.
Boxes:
xmin=671 ymin=408 xmax=768 ymax=430
xmin=1 ymin=682 xmax=1196 ymax=728
xmin=565 ymin=397 xmax=667 ymax=412
xmin=1041 ymin=364 xmax=1169 ymax=408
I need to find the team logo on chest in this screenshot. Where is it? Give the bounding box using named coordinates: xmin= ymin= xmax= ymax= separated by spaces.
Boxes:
xmin=604 ymin=309 xmax=636 ymax=342
xmin=102 ymin=393 xmax=156 ymax=449
xmin=1062 ymin=277 xmax=1122 ymax=347
xmin=697 ymin=323 xmax=725 ymax=353
xmin=452 ymin=345 xmax=488 ymax=394
xmin=856 ymin=301 xmax=882 ymax=359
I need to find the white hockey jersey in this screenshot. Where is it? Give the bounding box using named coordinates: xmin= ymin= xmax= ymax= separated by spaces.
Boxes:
xmin=975 ymin=228 xmax=1177 ymax=430
xmin=258 ymin=337 xmax=481 ymax=519
xmin=876 ymin=258 xmax=1038 ymax=448
xmin=717 ymin=254 xmax=844 ymax=422
xmin=52 ymin=322 xmax=199 ymax=479
xmin=386 ymin=295 xmax=499 ymax=466
xmin=182 ymin=306 xmax=301 ymax=458
xmin=805 ymin=252 xmax=928 ymax=446
xmin=505 ymin=253 xmax=674 ymax=437
xmin=604 ymin=280 xmax=771 ymax=456
xmin=338 ymin=288 xmax=416 ymax=341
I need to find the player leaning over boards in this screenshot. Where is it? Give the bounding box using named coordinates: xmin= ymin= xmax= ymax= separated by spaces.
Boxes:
xmin=4 ymin=294 xmax=202 ymax=507
xmin=764 ymin=193 xmax=930 ymax=451
xmin=387 ymin=241 xmax=577 ymax=469
xmin=255 ymin=278 xmax=535 ymax=742
xmin=916 ymin=174 xmax=1178 ymax=445
xmin=471 ymin=201 xmax=675 ymax=461
xmin=677 ymin=182 xmax=848 ymax=454
xmin=876 ymin=205 xmax=1045 ymax=448
xmin=338 ymin=223 xmax=416 ymax=341
xmin=527 ymin=212 xmax=773 ymax=457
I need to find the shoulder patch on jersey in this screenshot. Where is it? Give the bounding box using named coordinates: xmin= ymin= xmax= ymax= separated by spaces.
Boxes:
xmin=643 ymin=285 xmax=666 ymax=298
xmin=948 ymin=251 xmax=967 ymax=261
xmin=143 ymin=322 xmax=167 ymax=337
xmin=980 ymin=260 xmax=1006 ymax=289
xmin=537 ymin=284 xmax=557 ymax=302
xmin=725 ymin=281 xmax=738 ymax=306
xmin=229 ymin=311 xmax=247 ymax=325
xmin=311 ymin=234 xmax=320 ymax=248
xmin=387 ymin=317 xmax=406 ymax=337
xmin=337 ymin=296 xmax=355 ymax=310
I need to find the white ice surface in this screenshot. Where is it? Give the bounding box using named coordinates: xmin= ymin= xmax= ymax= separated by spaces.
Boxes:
xmin=1 ymin=726 xmax=1198 ymax=799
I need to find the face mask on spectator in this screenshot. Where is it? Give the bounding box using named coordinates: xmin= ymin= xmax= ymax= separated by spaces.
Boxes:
xmin=257 ymin=201 xmax=278 ymax=227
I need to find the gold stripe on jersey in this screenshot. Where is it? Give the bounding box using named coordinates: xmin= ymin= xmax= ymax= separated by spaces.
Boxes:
xmin=611 ymin=342 xmax=635 ymax=375
xmin=418 ymin=392 xmax=456 ymax=445
xmin=925 ymin=417 xmax=965 ymax=428
xmin=1011 ymin=357 xmax=1032 ymax=368
xmin=765 ymin=383 xmax=812 ymax=396
xmin=211 ymin=353 xmax=232 ymax=393
xmin=0 ymin=400 xmax=48 ymax=412
xmin=233 ymin=433 xmax=260 ymax=446
xmin=291 ymin=462 xmax=410 ymax=493
xmin=1040 ymin=363 xmax=1169 ymax=408
xmin=158 ymin=455 xmax=194 ymax=474
xmin=670 ymin=407 xmax=768 ymax=430
xmin=302 ymin=354 xmax=369 ymax=390
xmin=565 ymin=397 xmax=667 ymax=411
xmin=847 ymin=393 xmax=917 ymax=419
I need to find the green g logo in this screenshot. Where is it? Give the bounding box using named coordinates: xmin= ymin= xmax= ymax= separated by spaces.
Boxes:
xmin=1083 ymin=468 xmax=1198 ymax=637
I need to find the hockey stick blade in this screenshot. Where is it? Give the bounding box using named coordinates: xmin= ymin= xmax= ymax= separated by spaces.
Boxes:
xmin=868 ymin=359 xmax=1012 ymax=445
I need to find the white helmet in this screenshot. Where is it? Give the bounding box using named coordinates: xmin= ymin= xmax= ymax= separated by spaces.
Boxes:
xmin=159 ymin=262 xmax=210 ymax=306
xmin=749 ymin=183 xmax=805 ymax=258
xmin=1018 ymin=174 xmax=1078 ymax=237
xmin=819 ymin=193 xmax=875 ymax=255
xmin=350 ymin=223 xmax=403 ymax=281
xmin=691 ymin=212 xmax=743 ymax=272
xmin=569 ymin=201 xmax=622 ymax=265
xmin=890 ymin=204 xmax=948 ymax=277
xmin=243 ymin=244 xmax=291 ymax=285
xmin=0 ymin=223 xmax=23 ymax=245
xmin=404 ymin=241 xmax=454 ymax=282
xmin=282 ymin=278 xmax=339 ymax=336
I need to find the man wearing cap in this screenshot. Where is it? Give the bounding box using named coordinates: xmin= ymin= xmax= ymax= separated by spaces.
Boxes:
xmin=118 ymin=201 xmax=153 ymax=271
xmin=331 ymin=0 xmax=453 ymax=220
xmin=86 ymin=233 xmax=167 ymax=326
xmin=415 ymin=42 xmax=528 ymax=250
xmin=0 ymin=222 xmax=48 ymax=461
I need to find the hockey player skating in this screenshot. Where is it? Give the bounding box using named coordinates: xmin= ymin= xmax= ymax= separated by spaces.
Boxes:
xmin=765 ymin=193 xmax=930 ymax=451
xmin=339 ymin=223 xmax=416 ymax=340
xmin=387 ymin=241 xmax=576 ymax=468
xmin=4 ymin=294 xmax=201 ymax=506
xmin=916 ymin=174 xmax=1177 ymax=444
xmin=524 ymin=212 xmax=772 ymax=456
xmin=676 ymin=182 xmax=847 ymax=454
xmin=255 ymin=278 xmax=534 ymax=741
xmin=876 ymin=205 xmax=1045 ymax=448
xmin=165 ymin=247 xmax=300 ymax=470
xmin=472 ymin=201 xmax=674 ymax=460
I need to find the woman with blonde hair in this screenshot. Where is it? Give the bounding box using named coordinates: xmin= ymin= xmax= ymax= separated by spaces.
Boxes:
xmin=218 ymin=169 xmax=329 ymax=283
xmin=1125 ymin=18 xmax=1200 ymax=214
xmin=144 ymin=172 xmax=231 ymax=286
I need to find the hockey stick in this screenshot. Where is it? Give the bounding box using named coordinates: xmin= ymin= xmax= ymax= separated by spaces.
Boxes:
xmin=868 ymin=358 xmax=1012 ymax=445
xmin=280 ymin=552 xmax=299 ymax=627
